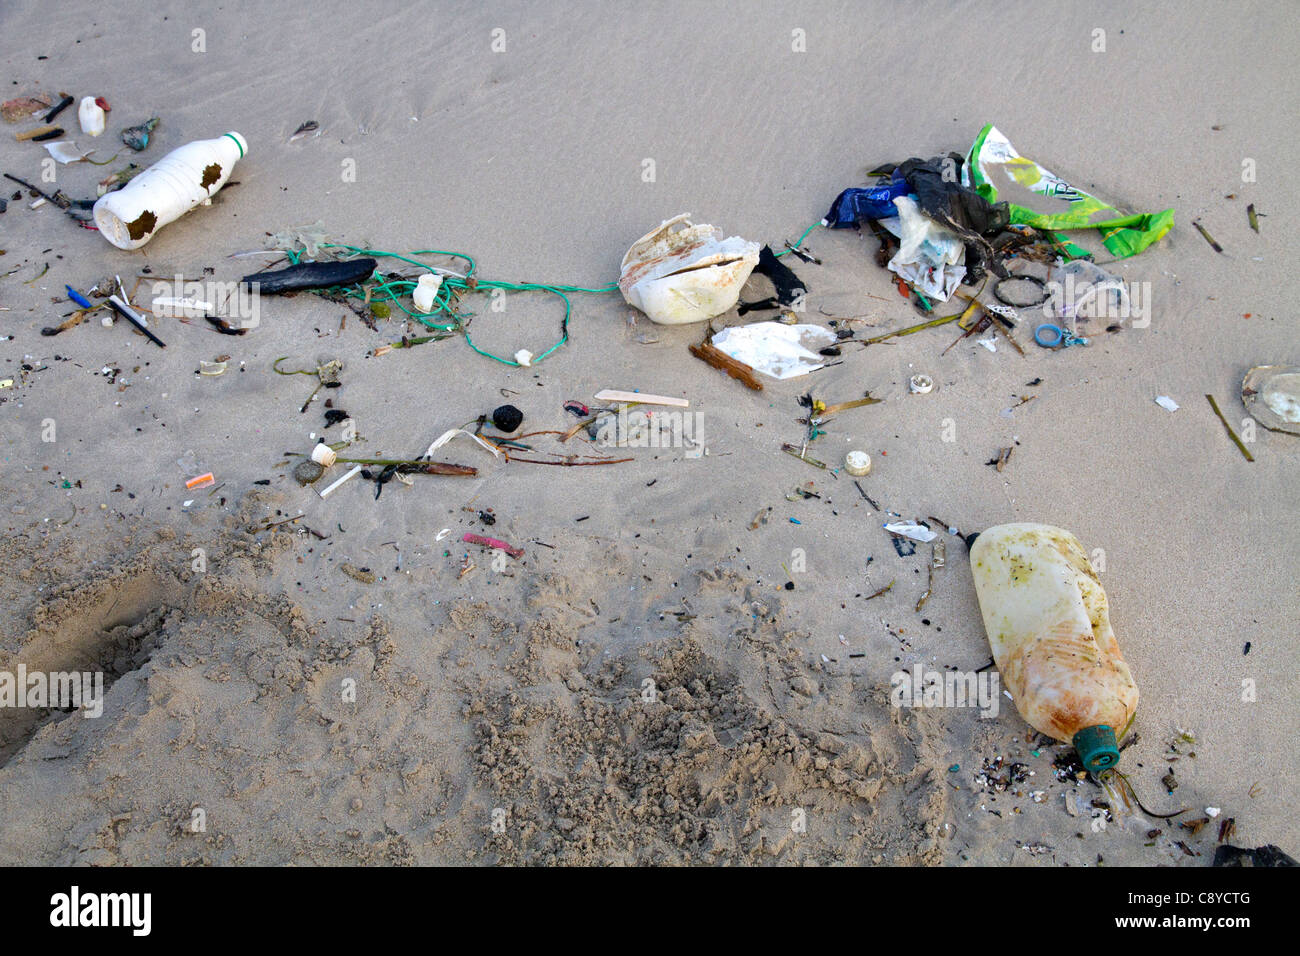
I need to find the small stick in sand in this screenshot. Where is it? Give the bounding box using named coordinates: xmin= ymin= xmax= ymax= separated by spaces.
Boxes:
xmin=942 ymin=313 xmax=990 ymax=356
xmin=688 ymin=340 xmax=763 ymax=391
xmin=781 ymin=443 xmax=826 ymax=469
xmin=853 ymin=481 xmax=879 ymax=510
xmin=331 ymin=456 xmax=476 ymax=475
xmin=859 ymin=309 xmax=965 ymax=346
xmin=4 ymin=172 xmax=61 ymax=205
xmin=1206 ymin=394 xmax=1254 ymax=462
xmin=987 ymin=446 xmax=1014 ymax=472
xmin=1192 ymin=220 xmax=1224 ymax=253
xmin=864 ymin=581 xmax=894 ymax=600
xmin=40 ymin=310 xmax=93 ymax=336
xmin=916 ymin=568 xmax=935 ymax=612
xmin=815 ymin=394 xmax=882 ymax=416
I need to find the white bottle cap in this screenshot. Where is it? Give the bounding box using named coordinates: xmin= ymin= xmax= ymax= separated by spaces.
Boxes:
xmin=845 ymin=451 xmax=872 ymax=476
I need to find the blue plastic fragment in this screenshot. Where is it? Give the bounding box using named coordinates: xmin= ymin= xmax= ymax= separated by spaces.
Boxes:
xmin=65 ymin=285 xmax=94 ymax=309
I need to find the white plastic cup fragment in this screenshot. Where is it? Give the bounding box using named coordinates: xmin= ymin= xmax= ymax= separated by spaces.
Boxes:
xmin=310 ymin=444 xmax=337 ymax=466
xmin=78 ymin=97 xmax=105 ymax=136
xmin=412 ymin=273 xmax=442 ymax=313
xmin=884 ymin=521 xmax=938 ymax=543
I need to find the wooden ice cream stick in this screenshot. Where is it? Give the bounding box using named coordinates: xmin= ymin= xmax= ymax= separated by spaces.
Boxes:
xmin=594 ymin=389 xmax=688 ymax=407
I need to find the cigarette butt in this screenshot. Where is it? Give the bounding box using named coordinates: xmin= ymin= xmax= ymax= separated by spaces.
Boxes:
xmin=185 ymin=472 xmax=215 ymax=490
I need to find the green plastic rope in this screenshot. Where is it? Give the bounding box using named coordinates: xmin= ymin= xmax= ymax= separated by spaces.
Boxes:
xmin=270 ymin=220 xmax=818 ymax=366
xmin=305 ymin=243 xmax=601 ymax=366
xmin=774 ymin=220 xmax=821 ymax=258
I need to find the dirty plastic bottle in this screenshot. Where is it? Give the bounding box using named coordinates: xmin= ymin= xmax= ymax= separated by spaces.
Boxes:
xmin=968 ymin=523 xmax=1138 ymax=773
xmin=412 ymin=273 xmax=442 ymax=313
xmin=92 ymin=132 xmax=247 ymax=250
xmin=78 ymin=96 xmax=105 ymax=136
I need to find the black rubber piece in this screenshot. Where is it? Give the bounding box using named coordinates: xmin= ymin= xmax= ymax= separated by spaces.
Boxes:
xmin=492 ymin=404 xmax=524 ymax=433
xmin=753 ymin=245 xmax=807 ymax=306
xmin=241 ymin=258 xmax=377 ymax=294
xmin=993 ymin=274 xmax=1048 ymax=308
xmin=43 ymin=95 xmax=74 ymax=123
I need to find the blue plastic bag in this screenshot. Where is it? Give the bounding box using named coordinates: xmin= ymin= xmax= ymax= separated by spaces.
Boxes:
xmin=823 ymin=178 xmax=908 ymax=228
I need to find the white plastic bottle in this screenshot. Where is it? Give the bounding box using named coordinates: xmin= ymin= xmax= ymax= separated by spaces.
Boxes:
xmin=969 ymin=522 xmax=1138 ymax=773
xmin=92 ymin=132 xmax=248 ymax=250
xmin=78 ymin=97 xmax=105 ymax=136
xmin=412 ymin=273 xmax=442 ymax=313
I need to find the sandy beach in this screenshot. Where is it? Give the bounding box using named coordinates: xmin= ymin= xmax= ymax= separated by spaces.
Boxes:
xmin=0 ymin=0 xmax=1296 ymax=865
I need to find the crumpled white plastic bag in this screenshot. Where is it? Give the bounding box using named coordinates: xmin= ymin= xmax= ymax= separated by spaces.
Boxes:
xmin=710 ymin=322 xmax=838 ymax=379
xmin=879 ymin=195 xmax=966 ymax=301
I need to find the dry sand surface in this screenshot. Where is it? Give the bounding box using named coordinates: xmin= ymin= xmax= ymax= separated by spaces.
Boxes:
xmin=0 ymin=1 xmax=1296 ymax=865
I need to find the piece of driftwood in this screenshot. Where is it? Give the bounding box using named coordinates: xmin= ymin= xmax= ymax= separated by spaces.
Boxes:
xmin=688 ymin=340 xmax=763 ymax=391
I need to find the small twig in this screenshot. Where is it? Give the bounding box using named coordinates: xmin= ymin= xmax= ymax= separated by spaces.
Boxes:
xmin=1192 ymin=220 xmax=1224 ymax=254
xmin=853 ymin=480 xmax=879 ymax=510
xmin=1206 ymin=394 xmax=1254 ymax=461
xmin=254 ymin=514 xmax=303 ymax=530
xmin=781 ymin=443 xmax=826 ymax=469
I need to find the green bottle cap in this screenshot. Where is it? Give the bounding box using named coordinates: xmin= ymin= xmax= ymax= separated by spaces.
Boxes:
xmin=1073 ymin=724 xmax=1120 ymax=773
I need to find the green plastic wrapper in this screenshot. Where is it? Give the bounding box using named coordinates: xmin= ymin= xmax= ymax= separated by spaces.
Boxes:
xmin=965 ymin=124 xmax=1174 ymax=259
